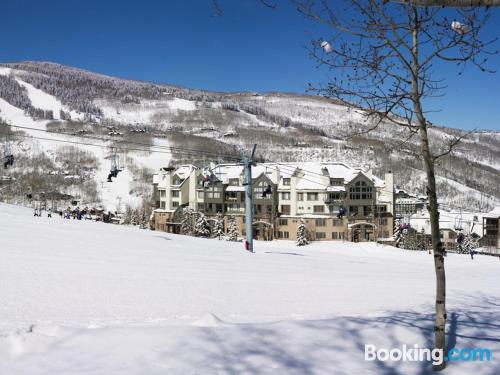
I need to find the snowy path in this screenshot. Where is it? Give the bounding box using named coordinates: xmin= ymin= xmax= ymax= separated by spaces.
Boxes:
xmin=0 ymin=203 xmax=499 ymax=374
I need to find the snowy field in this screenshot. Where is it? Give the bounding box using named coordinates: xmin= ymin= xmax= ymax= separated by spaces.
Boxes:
xmin=0 ymin=203 xmax=499 ymax=374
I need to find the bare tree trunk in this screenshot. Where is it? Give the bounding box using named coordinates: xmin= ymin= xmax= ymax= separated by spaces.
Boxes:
xmin=411 ymin=8 xmax=446 ymax=370
xmin=419 ymin=122 xmax=447 ymax=371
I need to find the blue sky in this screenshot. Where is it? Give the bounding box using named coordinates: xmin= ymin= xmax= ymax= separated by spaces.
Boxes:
xmin=0 ymin=0 xmax=499 ymax=131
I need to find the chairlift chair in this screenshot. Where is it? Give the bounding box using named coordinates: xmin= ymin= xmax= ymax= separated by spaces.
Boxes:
xmin=3 ymin=154 xmax=14 ymax=169
xmin=262 ymin=184 xmax=272 ymax=198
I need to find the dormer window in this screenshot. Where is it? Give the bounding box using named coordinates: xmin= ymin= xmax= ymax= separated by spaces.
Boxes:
xmin=173 ymin=176 xmax=182 ymax=185
xmin=229 ymin=178 xmax=239 ymax=186
xmin=283 ymin=178 xmax=291 ymax=186
xmin=330 ymin=178 xmax=344 ymax=186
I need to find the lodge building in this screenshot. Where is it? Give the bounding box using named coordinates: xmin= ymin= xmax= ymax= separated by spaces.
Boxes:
xmin=152 ymin=162 xmax=395 ymax=242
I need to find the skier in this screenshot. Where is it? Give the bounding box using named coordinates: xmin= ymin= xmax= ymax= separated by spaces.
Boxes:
xmin=470 ymin=249 xmax=475 ymax=260
xmin=47 ymin=209 xmax=52 ymax=218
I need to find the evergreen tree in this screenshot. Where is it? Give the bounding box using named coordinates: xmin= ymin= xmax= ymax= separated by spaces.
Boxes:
xmin=214 ymin=211 xmax=224 ymax=240
xmin=296 ymin=219 xmax=309 ymax=246
xmin=457 ymin=233 xmax=479 ymax=254
xmin=393 ymin=217 xmax=404 ymax=247
xmin=194 ymin=212 xmax=210 ymax=237
xmin=227 ymin=215 xmax=238 ymax=242
xmin=139 ymin=208 xmax=148 ymax=229
xmin=181 ymin=207 xmax=194 ymax=236
xmin=122 ymin=205 xmax=132 ymax=225
xmin=131 ymin=209 xmax=140 ymax=226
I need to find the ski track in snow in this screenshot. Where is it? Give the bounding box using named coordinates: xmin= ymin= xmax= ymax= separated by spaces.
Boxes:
xmin=0 ymin=203 xmax=499 ymax=374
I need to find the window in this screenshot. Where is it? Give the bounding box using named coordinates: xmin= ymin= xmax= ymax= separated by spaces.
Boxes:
xmin=313 ymin=205 xmax=325 ymax=213
xmin=377 ymin=205 xmax=387 ymax=213
xmin=316 ymin=232 xmax=326 ymax=239
xmin=349 ymin=180 xmax=373 ymax=200
xmin=297 ymin=193 xmax=304 ymax=201
xmin=380 ymin=218 xmax=388 ymax=225
xmin=173 ymin=176 xmax=182 ymax=185
xmin=226 ymin=191 xmax=238 ymax=200
xmin=159 ymin=190 xmax=166 ymax=198
xmin=307 ymin=192 xmax=319 ymax=201
xmin=207 ymin=192 xmax=221 ymax=199
xmin=363 ymin=206 xmax=372 ymax=216
xmin=330 ymin=178 xmax=343 ymax=186
xmin=197 ymin=191 xmax=204 ymax=199
xmin=281 ymin=192 xmax=291 ymax=200
xmin=171 ymin=190 xmax=179 ymax=198
xmin=278 ymin=231 xmax=290 ymax=239
xmin=160 ymin=201 xmax=166 ymax=209
xmin=332 ymin=232 xmax=338 ymax=239
xmin=283 ymin=178 xmax=291 ymax=186
xmin=327 ymin=192 xmax=342 ymax=201
xmin=172 ymin=201 xmax=179 ymax=208
xmin=281 ymin=205 xmax=291 ymax=215
xmin=315 ymin=218 xmax=326 ymax=227
xmin=229 ymin=178 xmax=239 ymax=186
xmin=278 ymin=218 xmax=288 ymax=226
xmin=226 ymin=203 xmax=241 ymax=211
xmin=333 ymin=219 xmax=343 ymax=226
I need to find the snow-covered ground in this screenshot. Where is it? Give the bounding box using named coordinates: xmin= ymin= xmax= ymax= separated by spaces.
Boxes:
xmin=0 ymin=203 xmax=498 ymax=374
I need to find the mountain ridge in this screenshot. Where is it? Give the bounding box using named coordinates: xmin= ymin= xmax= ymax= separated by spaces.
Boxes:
xmin=0 ymin=61 xmax=498 ymax=212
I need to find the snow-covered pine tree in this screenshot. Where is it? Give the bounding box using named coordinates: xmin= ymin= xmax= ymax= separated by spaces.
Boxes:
xmin=296 ymin=219 xmax=308 ymax=246
xmin=227 ymin=215 xmax=238 ymax=242
xmin=181 ymin=207 xmax=194 ymax=236
xmin=457 ymin=233 xmax=479 ymax=254
xmin=393 ymin=217 xmax=403 ymax=247
xmin=139 ymin=209 xmax=148 ymax=229
xmin=214 ymin=211 xmax=224 ymax=240
xmin=194 ymin=212 xmax=210 ymax=237
xmin=131 ymin=209 xmax=140 ymax=226
xmin=122 ymin=205 xmax=132 ymax=225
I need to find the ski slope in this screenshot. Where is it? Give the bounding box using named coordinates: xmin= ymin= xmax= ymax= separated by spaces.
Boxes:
xmin=0 ymin=203 xmax=498 ymax=374
xmin=0 ymin=83 xmax=171 ymax=211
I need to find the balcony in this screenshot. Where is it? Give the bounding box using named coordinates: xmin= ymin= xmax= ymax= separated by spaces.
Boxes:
xmin=325 ymin=197 xmax=344 ymax=205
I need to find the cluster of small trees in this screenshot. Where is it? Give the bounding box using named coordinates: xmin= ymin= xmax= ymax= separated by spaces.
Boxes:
xmin=180 ymin=208 xmax=239 ymax=241
xmin=122 ymin=205 xmax=149 ymax=228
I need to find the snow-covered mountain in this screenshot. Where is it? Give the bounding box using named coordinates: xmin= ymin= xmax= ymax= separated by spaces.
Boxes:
xmin=0 ymin=61 xmax=498 ymax=212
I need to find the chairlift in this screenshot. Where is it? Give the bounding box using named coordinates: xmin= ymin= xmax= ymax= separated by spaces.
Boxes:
xmin=337 ymin=206 xmax=347 ymax=219
xmin=3 ymin=124 xmax=14 ymax=169
xmin=107 ymin=147 xmax=122 ymax=182
xmin=262 ymin=184 xmax=272 ymax=198
xmin=3 ymin=154 xmax=14 ymax=169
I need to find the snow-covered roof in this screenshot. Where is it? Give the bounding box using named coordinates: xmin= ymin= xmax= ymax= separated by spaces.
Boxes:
xmin=225 ymin=186 xmax=245 ymax=192
xmin=175 ymin=165 xmax=197 ymax=180
xmin=326 ymin=186 xmax=346 ymax=192
xmin=484 ymin=207 xmax=500 ymax=218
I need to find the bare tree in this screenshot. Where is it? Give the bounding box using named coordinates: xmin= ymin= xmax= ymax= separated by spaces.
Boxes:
xmin=294 ymin=0 xmax=496 ymax=370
